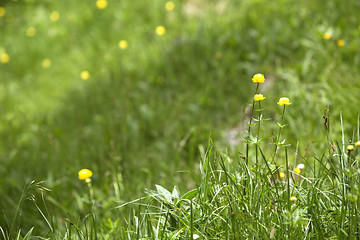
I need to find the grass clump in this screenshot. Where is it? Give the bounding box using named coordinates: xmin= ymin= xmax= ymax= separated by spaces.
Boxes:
xmin=115 ymin=75 xmax=360 ymax=239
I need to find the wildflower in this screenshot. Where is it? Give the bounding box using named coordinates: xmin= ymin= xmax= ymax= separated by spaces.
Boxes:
xmin=279 ymin=172 xmax=285 ymax=178
xmin=165 ymin=1 xmax=175 ymax=11
xmin=296 ymin=163 xmax=305 ymax=169
xmin=193 ymin=234 xmax=199 ymax=240
xmin=42 ymin=59 xmax=51 ymax=68
xmin=0 ymin=7 xmax=5 ymax=17
xmin=337 ymin=39 xmax=345 ymax=47
xmin=50 ymin=11 xmax=60 ymax=22
xmin=118 ymin=40 xmax=128 ymax=49
xmin=323 ymin=32 xmax=331 ymax=40
xmin=254 ymin=94 xmax=265 ymax=102
xmin=0 ymin=53 xmax=10 ymax=63
xmin=155 ymin=26 xmax=166 ymax=36
xmin=355 ymin=141 xmax=360 ymax=147
xmin=26 ymin=27 xmax=36 ymax=37
xmin=294 ymin=168 xmax=301 ymax=174
xmin=277 ymin=97 xmax=291 ymax=106
xmin=347 ymin=145 xmax=354 ymax=151
xmin=290 ymin=196 xmax=297 ymax=202
xmin=214 ymin=51 xmax=222 ymax=59
xmin=80 ymin=71 xmax=90 ymax=80
xmin=252 ymin=73 xmax=265 ymax=84
xmin=96 ymin=0 xmax=108 ymax=9
xmin=78 ymin=169 xmax=93 ymax=180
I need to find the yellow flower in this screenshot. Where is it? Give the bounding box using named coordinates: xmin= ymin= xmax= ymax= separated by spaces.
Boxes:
xmin=323 ymin=32 xmax=332 ymax=40
xmin=0 ymin=7 xmax=6 ymax=17
xmin=277 ymin=97 xmax=291 ymax=106
xmin=50 ymin=11 xmax=60 ymax=22
xmin=347 ymin=145 xmax=354 ymax=151
xmin=294 ymin=168 xmax=301 ymax=174
xmin=155 ymin=26 xmax=166 ymax=36
xmin=290 ymin=196 xmax=297 ymax=202
xmin=118 ymin=40 xmax=128 ymax=49
xmin=78 ymin=169 xmax=93 ymax=180
xmin=337 ymin=39 xmax=345 ymax=47
xmin=252 ymin=73 xmax=265 ymax=84
xmin=355 ymin=141 xmax=360 ymax=147
xmin=1 ymin=53 xmax=10 ymax=63
xmin=26 ymin=27 xmax=36 ymax=37
xmin=253 ymin=94 xmax=265 ymax=102
xmin=96 ymin=0 xmax=108 ymax=9
xmin=165 ymin=1 xmax=175 ymax=11
xmin=279 ymin=172 xmax=285 ymax=178
xmin=81 ymin=71 xmax=90 ymax=80
xmin=42 ymin=58 xmax=51 ymax=69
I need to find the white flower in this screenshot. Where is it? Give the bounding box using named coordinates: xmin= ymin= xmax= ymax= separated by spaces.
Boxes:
xmin=193 ymin=234 xmax=200 ymax=239
xmin=296 ymin=163 xmax=305 ymax=169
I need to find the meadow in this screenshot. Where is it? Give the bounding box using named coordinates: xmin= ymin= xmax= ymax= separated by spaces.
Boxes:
xmin=1 ymin=0 xmax=360 ymax=238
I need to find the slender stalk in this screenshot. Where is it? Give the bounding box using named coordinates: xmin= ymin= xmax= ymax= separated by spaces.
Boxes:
xmin=255 ymin=100 xmax=262 ymax=167
xmin=245 ymin=83 xmax=260 ymax=165
xmin=272 ymin=105 xmax=287 ymax=162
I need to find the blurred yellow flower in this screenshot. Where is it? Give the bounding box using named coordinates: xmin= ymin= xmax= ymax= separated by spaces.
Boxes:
xmin=355 ymin=141 xmax=360 ymax=147
xmin=279 ymin=172 xmax=285 ymax=178
xmin=42 ymin=59 xmax=51 ymax=69
xmin=50 ymin=11 xmax=60 ymax=22
xmin=78 ymin=169 xmax=93 ymax=180
xmin=165 ymin=1 xmax=175 ymax=11
xmin=337 ymin=39 xmax=345 ymax=47
xmin=96 ymin=0 xmax=108 ymax=9
xmin=294 ymin=168 xmax=301 ymax=174
xmin=347 ymin=145 xmax=354 ymax=151
xmin=214 ymin=52 xmax=222 ymax=59
xmin=0 ymin=7 xmax=5 ymax=17
xmin=118 ymin=40 xmax=128 ymax=49
xmin=323 ymin=32 xmax=332 ymax=40
xmin=1 ymin=53 xmax=10 ymax=63
xmin=277 ymin=97 xmax=291 ymax=106
xmin=81 ymin=71 xmax=90 ymax=80
xmin=253 ymin=94 xmax=265 ymax=102
xmin=155 ymin=26 xmax=166 ymax=36
xmin=252 ymin=73 xmax=265 ymax=84
xmin=26 ymin=27 xmax=36 ymax=37
xmin=290 ymin=196 xmax=297 ymax=202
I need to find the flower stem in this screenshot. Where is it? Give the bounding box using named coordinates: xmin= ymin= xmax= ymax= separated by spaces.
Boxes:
xmin=272 ymin=105 xmax=287 ymax=162
xmin=245 ymin=83 xmax=259 ymax=165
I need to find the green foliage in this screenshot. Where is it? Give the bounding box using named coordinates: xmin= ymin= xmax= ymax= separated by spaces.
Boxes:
xmin=0 ymin=0 xmax=360 ymax=238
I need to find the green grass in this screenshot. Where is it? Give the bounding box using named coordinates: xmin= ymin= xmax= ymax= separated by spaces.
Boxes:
xmin=0 ymin=0 xmax=360 ymax=238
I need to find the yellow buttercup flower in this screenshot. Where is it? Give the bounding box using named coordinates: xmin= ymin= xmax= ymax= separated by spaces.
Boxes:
xmin=337 ymin=39 xmax=345 ymax=47
xmin=26 ymin=27 xmax=36 ymax=37
xmin=253 ymin=94 xmax=265 ymax=102
xmin=50 ymin=11 xmax=60 ymax=22
xmin=0 ymin=7 xmax=6 ymax=17
xmin=81 ymin=71 xmax=90 ymax=80
xmin=294 ymin=168 xmax=301 ymax=174
xmin=1 ymin=53 xmax=10 ymax=63
xmin=165 ymin=1 xmax=175 ymax=11
xmin=96 ymin=0 xmax=108 ymax=9
xmin=355 ymin=141 xmax=360 ymax=147
xmin=323 ymin=32 xmax=332 ymax=40
xmin=78 ymin=169 xmax=93 ymax=180
xmin=290 ymin=196 xmax=297 ymax=202
xmin=279 ymin=172 xmax=285 ymax=178
xmin=347 ymin=145 xmax=354 ymax=151
xmin=155 ymin=26 xmax=166 ymax=36
xmin=277 ymin=97 xmax=291 ymax=106
xmin=42 ymin=59 xmax=51 ymax=69
xmin=252 ymin=73 xmax=265 ymax=84
xmin=118 ymin=40 xmax=128 ymax=49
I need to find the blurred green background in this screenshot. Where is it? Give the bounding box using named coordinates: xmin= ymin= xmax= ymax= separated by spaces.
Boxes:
xmin=1 ymin=0 xmax=360 ymax=236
